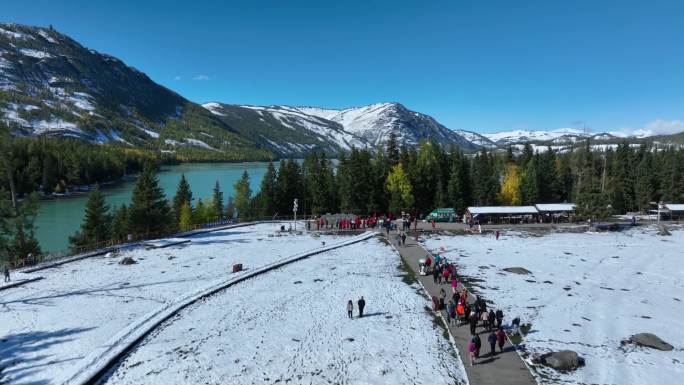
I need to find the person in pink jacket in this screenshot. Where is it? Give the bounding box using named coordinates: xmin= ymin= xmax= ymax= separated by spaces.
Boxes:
xmin=468 ymin=340 xmax=477 ymax=366
xmin=451 ymin=277 xmax=458 ymax=294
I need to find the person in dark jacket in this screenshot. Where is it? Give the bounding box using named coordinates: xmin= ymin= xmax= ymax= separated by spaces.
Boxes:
xmin=488 ymin=309 xmax=496 ymax=330
xmin=469 ymin=311 xmax=478 ymax=335
xmin=487 ymin=331 xmax=497 ymax=356
xmin=472 ymin=334 xmax=482 ymax=358
xmin=357 ymin=296 xmax=366 ymax=318
xmin=495 ymin=309 xmax=504 ymax=329
xmin=3 ymin=265 xmax=9 ymax=283
xmin=432 ymin=267 xmax=440 ymax=284
xmin=401 ymin=232 xmax=406 ymax=246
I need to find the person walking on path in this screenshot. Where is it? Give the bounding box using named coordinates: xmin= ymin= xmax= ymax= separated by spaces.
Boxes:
xmin=432 ymin=267 xmax=440 ymax=284
xmin=473 ymin=333 xmax=482 ymax=358
xmin=401 ymin=232 xmax=406 ymax=246
xmin=3 ymin=265 xmax=9 ymax=283
xmin=347 ymin=300 xmax=354 ymax=318
xmin=488 ymin=330 xmax=497 ymax=356
xmin=496 ymin=328 xmax=506 ymax=352
xmin=488 ymin=309 xmax=496 ymax=330
xmin=447 ymin=300 xmax=456 ymax=325
xmin=469 ymin=310 xmax=478 ymax=335
xmin=496 ymin=230 xmax=500 ymax=240
xmin=468 ymin=340 xmax=477 ymax=366
xmin=357 ymin=296 xmax=366 ymax=318
xmin=451 ymin=277 xmax=458 ymax=294
xmin=439 ymin=288 xmax=447 ymax=310
xmin=496 ymin=309 xmax=504 ymax=329
xmin=481 ymin=309 xmax=490 ymax=329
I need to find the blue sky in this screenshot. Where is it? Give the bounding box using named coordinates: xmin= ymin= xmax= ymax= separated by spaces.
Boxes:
xmin=3 ymin=0 xmax=684 ymax=134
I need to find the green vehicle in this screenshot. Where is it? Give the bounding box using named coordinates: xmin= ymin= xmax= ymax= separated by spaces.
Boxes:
xmin=425 ymin=208 xmax=456 ymax=222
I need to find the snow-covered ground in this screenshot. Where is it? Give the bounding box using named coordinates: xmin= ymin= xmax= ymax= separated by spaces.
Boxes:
xmin=0 ymin=224 xmax=348 ymax=385
xmin=103 ymin=238 xmax=466 ymax=385
xmin=424 ymin=225 xmax=684 ymax=385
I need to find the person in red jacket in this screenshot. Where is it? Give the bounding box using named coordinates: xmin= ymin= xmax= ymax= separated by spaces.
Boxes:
xmin=496 ymin=328 xmax=506 ymax=352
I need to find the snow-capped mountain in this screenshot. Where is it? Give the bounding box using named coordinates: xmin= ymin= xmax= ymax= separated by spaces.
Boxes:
xmin=202 ymin=103 xmax=367 ymax=156
xmin=297 ymin=102 xmax=483 ymax=150
xmin=482 ymin=128 xmax=623 ymax=147
xmin=0 ymin=23 xmax=269 ymax=159
xmin=203 ymin=102 xmax=488 ymax=155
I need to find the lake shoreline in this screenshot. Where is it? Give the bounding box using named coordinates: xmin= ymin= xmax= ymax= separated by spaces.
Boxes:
xmin=35 ymin=162 xmax=273 ymax=253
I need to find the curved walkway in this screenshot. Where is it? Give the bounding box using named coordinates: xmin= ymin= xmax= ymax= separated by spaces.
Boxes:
xmin=64 ymin=231 xmax=376 ymax=385
xmin=384 ymin=229 xmax=537 ymax=385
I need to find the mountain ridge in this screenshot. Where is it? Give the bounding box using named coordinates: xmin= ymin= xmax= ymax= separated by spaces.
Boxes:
xmin=2 ymin=23 xmax=683 ymax=159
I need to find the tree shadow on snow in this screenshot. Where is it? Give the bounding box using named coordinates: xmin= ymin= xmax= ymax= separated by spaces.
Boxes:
xmin=177 ymin=238 xmax=253 ymax=247
xmin=0 ymin=327 xmax=94 ymax=385
xmin=0 ymin=278 xmax=197 ymax=307
xmin=184 ymin=230 xmax=252 ymax=240
xmin=358 ymin=312 xmax=388 ymax=318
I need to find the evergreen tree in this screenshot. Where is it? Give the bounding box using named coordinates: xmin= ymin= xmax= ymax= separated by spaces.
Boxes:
xmin=520 ymin=143 xmax=534 ymax=167
xmin=336 ymin=153 xmax=352 ymax=212
xmin=611 ymin=143 xmax=635 ymax=213
xmin=211 ymin=180 xmax=225 ymax=220
xmin=447 ymin=152 xmax=472 ymax=214
xmin=661 ymin=149 xmax=684 ymax=203
xmin=172 ymin=174 xmax=193 ymax=222
xmin=234 ymin=171 xmax=252 ymax=219
xmin=634 ymin=152 xmax=654 ymax=212
xmin=194 ymin=198 xmax=208 ymax=224
xmin=413 ymin=141 xmax=441 ymax=213
xmin=110 ymin=204 xmax=129 ymax=243
xmin=226 ymin=196 xmax=235 ymax=220
xmin=538 ymin=149 xmax=561 ymax=202
xmin=520 ymin=156 xmax=539 ymax=205
xmin=128 ymin=163 xmax=171 ymax=236
xmin=370 ymin=149 xmax=391 ymax=214
xmin=69 ymin=185 xmax=111 ymax=248
xmin=386 ymin=132 xmax=400 ymax=166
xmin=255 ymin=162 xmax=277 ymax=217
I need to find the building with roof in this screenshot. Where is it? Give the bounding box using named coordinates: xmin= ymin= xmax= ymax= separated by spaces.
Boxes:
xmin=663 ymin=203 xmax=684 ymax=220
xmin=535 ymin=203 xmax=576 ymax=223
xmin=465 ymin=206 xmax=539 ymax=224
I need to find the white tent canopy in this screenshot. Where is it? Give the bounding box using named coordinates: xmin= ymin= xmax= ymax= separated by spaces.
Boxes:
xmin=467 ymin=206 xmax=539 ymax=215
xmin=535 ymin=203 xmax=576 ymax=212
xmin=664 ymin=203 xmax=684 ymax=212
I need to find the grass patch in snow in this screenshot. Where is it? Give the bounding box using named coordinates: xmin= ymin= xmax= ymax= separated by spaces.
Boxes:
xmin=425 ymin=306 xmax=450 ymax=341
xmin=397 ymin=256 xmax=418 ymax=286
xmin=509 ymin=323 xmax=532 ymax=345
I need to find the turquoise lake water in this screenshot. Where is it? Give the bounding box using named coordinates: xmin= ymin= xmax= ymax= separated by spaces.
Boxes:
xmin=35 ymin=162 xmax=270 ymax=253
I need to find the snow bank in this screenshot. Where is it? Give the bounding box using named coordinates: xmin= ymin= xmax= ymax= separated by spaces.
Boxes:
xmin=0 ymin=224 xmax=350 ymax=385
xmin=103 ymin=238 xmax=466 ymax=385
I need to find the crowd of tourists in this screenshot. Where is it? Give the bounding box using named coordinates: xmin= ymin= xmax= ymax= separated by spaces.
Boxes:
xmin=424 ymin=250 xmax=510 ymax=366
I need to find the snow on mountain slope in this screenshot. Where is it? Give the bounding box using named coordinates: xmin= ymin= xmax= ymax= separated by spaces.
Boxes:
xmin=483 ymin=128 xmax=588 ymax=145
xmin=453 ymin=129 xmax=497 ymax=148
xmin=202 ymin=103 xmax=367 ymax=156
xmin=297 ymin=102 xmax=480 ymax=150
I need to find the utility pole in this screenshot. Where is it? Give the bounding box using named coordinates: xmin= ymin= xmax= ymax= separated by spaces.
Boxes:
xmin=601 ymin=153 xmax=607 ymax=192
xmin=293 ymin=198 xmax=298 ymax=231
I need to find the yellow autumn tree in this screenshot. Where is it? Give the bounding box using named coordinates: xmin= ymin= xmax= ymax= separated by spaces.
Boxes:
xmin=386 ymin=164 xmax=414 ymax=215
xmin=179 ymin=202 xmax=194 ymax=231
xmin=498 ymin=163 xmax=522 ymax=205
